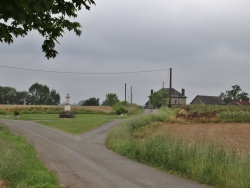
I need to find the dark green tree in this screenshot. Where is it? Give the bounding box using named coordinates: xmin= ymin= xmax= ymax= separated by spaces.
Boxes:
xmin=149 ymin=89 xmax=169 ymax=108
xmin=83 ymin=97 xmax=100 ymax=106
xmin=220 ymin=85 xmax=250 ymax=103
xmin=0 ymin=86 xmax=17 ymax=104
xmin=0 ymin=0 xmax=95 ymax=59
xmin=16 ymin=91 xmax=30 ymax=105
xmin=102 ymin=93 xmax=120 ymax=106
xmin=29 ymin=83 xmax=50 ymax=105
xmin=48 ymin=89 xmax=61 ymax=105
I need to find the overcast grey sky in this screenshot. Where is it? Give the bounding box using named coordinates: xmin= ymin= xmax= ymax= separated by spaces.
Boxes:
xmin=1 ymin=0 xmax=250 ymax=105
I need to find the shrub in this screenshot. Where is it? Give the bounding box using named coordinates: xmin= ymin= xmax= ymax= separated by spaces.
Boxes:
xmin=13 ymin=111 xmax=20 ymax=116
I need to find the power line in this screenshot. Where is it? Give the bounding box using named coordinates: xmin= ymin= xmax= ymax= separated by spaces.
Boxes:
xmin=0 ymin=65 xmax=169 ymax=75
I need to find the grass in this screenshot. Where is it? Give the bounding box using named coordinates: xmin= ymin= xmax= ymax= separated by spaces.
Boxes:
xmin=106 ymin=109 xmax=250 ymax=188
xmin=217 ymin=111 xmax=250 ymax=123
xmin=0 ymin=123 xmax=59 ymax=188
xmin=1 ymin=114 xmax=118 ymax=134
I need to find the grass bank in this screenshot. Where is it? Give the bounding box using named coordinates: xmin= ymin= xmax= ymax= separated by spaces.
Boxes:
xmin=0 ymin=123 xmax=59 ymax=188
xmin=106 ymin=109 xmax=250 ymax=187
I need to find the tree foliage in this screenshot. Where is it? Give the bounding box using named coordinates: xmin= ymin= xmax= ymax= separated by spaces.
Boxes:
xmin=83 ymin=97 xmax=100 ymax=106
xmin=220 ymin=85 xmax=250 ymax=104
xmin=149 ymin=89 xmax=169 ymax=108
xmin=0 ymin=83 xmax=60 ymax=105
xmin=0 ymin=0 xmax=95 ymax=59
xmin=29 ymin=83 xmax=50 ymax=105
xmin=28 ymin=83 xmax=60 ymax=105
xmin=102 ymin=93 xmax=120 ymax=106
xmin=0 ymin=86 xmax=17 ymax=104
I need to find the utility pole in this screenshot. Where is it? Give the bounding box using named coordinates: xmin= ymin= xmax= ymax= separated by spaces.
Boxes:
xmin=168 ymin=68 xmax=172 ymax=107
xmin=125 ymin=83 xmax=127 ymax=104
xmin=130 ymin=86 xmax=133 ymax=104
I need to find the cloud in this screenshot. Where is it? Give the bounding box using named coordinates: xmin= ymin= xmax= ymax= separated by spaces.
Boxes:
xmin=1 ymin=0 xmax=250 ymax=105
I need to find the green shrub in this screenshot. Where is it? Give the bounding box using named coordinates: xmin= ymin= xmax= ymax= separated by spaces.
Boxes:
xmin=112 ymin=102 xmax=142 ymax=115
xmin=13 ymin=111 xmax=20 ymax=116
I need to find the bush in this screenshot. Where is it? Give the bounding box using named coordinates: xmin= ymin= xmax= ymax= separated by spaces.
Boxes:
xmin=13 ymin=111 xmax=20 ymax=116
xmin=112 ymin=102 xmax=142 ymax=115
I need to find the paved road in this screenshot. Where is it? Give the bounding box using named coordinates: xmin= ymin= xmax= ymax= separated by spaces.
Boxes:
xmin=1 ymin=119 xmax=210 ymax=188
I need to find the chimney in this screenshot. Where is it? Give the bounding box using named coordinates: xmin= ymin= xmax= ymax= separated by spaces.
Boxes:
xmin=181 ymin=88 xmax=185 ymax=96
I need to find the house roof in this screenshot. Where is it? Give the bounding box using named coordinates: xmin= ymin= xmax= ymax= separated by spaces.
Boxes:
xmin=227 ymin=101 xmax=250 ymax=106
xmin=190 ymin=95 xmax=225 ymax=105
xmin=159 ymin=88 xmax=187 ymax=98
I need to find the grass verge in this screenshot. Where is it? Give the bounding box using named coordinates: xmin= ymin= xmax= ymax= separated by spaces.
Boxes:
xmin=106 ymin=109 xmax=250 ymax=187
xmin=0 ymin=123 xmax=59 ymax=188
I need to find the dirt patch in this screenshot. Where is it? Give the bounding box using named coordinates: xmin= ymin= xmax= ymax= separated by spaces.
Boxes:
xmin=0 ymin=180 xmax=9 ymax=188
xmin=154 ymin=122 xmax=250 ymax=154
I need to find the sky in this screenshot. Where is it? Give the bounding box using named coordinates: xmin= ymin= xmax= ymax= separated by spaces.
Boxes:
xmin=1 ymin=0 xmax=250 ymax=105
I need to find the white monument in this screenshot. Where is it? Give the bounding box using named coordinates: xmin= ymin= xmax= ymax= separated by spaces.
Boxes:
xmin=65 ymin=94 xmax=71 ymax=111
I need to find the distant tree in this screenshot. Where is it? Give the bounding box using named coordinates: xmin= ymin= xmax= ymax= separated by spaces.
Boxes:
xmin=83 ymin=97 xmax=100 ymax=106
xmin=0 ymin=86 xmax=17 ymax=104
xmin=102 ymin=93 xmax=120 ymax=106
xmin=0 ymin=0 xmax=95 ymax=59
xmin=149 ymin=89 xmax=169 ymax=108
xmin=29 ymin=83 xmax=50 ymax=105
xmin=16 ymin=91 xmax=30 ymax=105
xmin=48 ymin=89 xmax=61 ymax=105
xmin=220 ymin=85 xmax=249 ymax=103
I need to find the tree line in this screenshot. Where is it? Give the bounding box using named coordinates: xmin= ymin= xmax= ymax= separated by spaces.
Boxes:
xmin=83 ymin=93 xmax=120 ymax=106
xmin=220 ymin=85 xmax=249 ymax=103
xmin=0 ymin=83 xmax=60 ymax=105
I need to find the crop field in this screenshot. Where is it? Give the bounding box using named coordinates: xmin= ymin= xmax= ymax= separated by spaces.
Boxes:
xmin=0 ymin=104 xmax=113 ymax=114
xmin=175 ymin=104 xmax=250 ymax=122
xmin=141 ymin=122 xmax=250 ymax=154
xmin=107 ymin=108 xmax=250 ymax=187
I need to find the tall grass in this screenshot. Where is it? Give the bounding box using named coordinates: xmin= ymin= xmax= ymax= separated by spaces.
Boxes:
xmin=106 ymin=109 xmax=250 ymax=187
xmin=217 ymin=111 xmax=250 ymax=123
xmin=0 ymin=123 xmax=59 ymax=187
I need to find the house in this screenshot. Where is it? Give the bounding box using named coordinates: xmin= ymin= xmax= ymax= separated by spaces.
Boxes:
xmin=227 ymin=101 xmax=250 ymax=106
xmin=145 ymin=88 xmax=187 ymax=109
xmin=190 ymin=95 xmax=225 ymax=105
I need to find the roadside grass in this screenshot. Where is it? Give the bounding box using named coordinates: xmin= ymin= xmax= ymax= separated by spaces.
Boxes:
xmin=106 ymin=109 xmax=250 ymax=188
xmin=1 ymin=114 xmax=118 ymax=134
xmin=0 ymin=123 xmax=59 ymax=188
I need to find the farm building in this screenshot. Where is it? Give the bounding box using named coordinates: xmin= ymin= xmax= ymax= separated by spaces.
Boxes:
xmin=145 ymin=88 xmax=187 ymax=109
xmin=190 ymin=95 xmax=225 ymax=105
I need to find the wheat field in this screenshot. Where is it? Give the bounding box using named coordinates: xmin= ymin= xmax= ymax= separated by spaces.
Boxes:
xmin=152 ymin=122 xmax=250 ymax=154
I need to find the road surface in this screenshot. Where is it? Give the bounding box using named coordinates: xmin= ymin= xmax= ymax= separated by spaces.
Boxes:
xmin=1 ymin=119 xmax=210 ymax=188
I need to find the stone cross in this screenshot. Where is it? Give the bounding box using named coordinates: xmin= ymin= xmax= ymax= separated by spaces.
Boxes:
xmin=65 ymin=94 xmax=71 ymax=112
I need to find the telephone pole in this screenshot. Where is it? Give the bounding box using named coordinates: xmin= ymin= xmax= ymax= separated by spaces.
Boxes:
xmin=131 ymin=86 xmax=133 ymax=104
xmin=168 ymin=68 xmax=172 ymax=107
xmin=125 ymin=83 xmax=127 ymax=104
